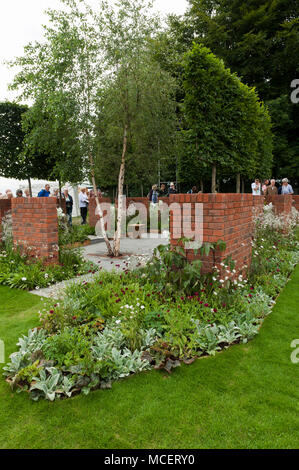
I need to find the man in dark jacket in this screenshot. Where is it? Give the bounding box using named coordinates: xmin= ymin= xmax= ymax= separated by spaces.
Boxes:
xmin=62 ymin=188 xmax=73 ymax=226
xmin=159 ymin=183 xmax=168 ymax=197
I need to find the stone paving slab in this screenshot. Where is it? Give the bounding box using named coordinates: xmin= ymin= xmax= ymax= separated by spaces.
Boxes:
xmin=30 ymin=238 xmax=168 ymax=299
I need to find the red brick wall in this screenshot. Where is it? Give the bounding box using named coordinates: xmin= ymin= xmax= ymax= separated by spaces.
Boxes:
xmin=89 ymin=196 xmax=171 ymax=228
xmin=11 ymin=197 xmax=59 ymax=264
xmin=170 ymin=193 xmax=264 ymax=274
xmin=0 ymin=199 xmax=12 ymax=241
xmin=293 ymin=195 xmax=299 ymax=212
xmin=265 ymin=194 xmax=293 ymax=215
xmin=57 ymin=198 xmax=66 ymax=214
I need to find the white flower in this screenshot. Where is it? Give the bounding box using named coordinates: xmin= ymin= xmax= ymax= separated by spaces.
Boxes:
xmin=35 ymin=286 xmax=40 ymax=290
xmin=22 ymin=277 xmax=27 ymax=281
xmin=140 ymin=305 xmax=145 ymax=309
xmin=212 ymin=277 xmax=217 ymax=281
xmin=213 ymin=291 xmax=218 ymax=295
xmin=219 ymin=279 xmax=224 ymax=283
xmin=115 ymin=319 xmax=121 ymax=324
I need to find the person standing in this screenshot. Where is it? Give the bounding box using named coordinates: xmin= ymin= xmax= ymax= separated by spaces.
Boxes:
xmin=16 ymin=189 xmax=23 ymax=198
xmin=62 ymin=188 xmax=73 ymax=226
xmin=79 ymin=187 xmax=89 ymax=225
xmin=251 ymin=179 xmax=261 ymax=196
xmin=38 ymin=184 xmax=50 ymax=197
xmin=0 ymin=189 xmax=13 ymax=199
xmin=168 ymin=182 xmax=177 ymax=196
xmin=148 ymin=184 xmax=159 ymax=204
xmin=265 ymin=179 xmax=278 ymax=196
xmin=187 ymin=186 xmax=198 ymax=194
xmin=159 ymin=183 xmax=168 ymax=197
xmin=279 ymin=178 xmax=294 ymax=195
xmin=262 ymin=179 xmax=270 ymax=195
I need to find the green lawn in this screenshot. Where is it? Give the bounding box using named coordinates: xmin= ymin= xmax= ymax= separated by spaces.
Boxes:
xmin=1 ymin=267 xmax=299 ymax=449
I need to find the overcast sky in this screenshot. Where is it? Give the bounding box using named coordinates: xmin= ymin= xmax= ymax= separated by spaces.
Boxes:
xmin=0 ymin=0 xmax=188 ymax=102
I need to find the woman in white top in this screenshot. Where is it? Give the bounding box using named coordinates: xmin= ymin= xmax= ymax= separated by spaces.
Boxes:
xmin=251 ymin=179 xmax=261 ymax=196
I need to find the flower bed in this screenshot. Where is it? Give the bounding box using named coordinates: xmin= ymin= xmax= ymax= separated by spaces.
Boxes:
xmin=0 ymin=243 xmax=97 ymax=291
xmin=3 ymin=205 xmax=299 ymax=401
xmin=0 ymin=208 xmax=97 ymax=290
xmin=58 ymin=222 xmax=95 ymax=247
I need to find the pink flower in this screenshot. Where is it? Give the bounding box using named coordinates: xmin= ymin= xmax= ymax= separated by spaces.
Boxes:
xmin=204 ymin=303 xmax=209 ymax=307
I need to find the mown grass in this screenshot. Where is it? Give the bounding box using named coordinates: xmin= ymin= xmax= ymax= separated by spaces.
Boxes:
xmin=0 ymin=266 xmax=299 ymax=449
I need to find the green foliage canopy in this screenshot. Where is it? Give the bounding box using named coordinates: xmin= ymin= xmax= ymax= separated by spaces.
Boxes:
xmin=182 ymin=44 xmax=273 ymax=180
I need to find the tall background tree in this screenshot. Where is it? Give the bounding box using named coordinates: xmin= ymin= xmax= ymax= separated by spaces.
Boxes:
xmin=0 ymin=101 xmax=56 ymax=195
xmin=168 ymin=0 xmax=299 ymax=185
xmin=182 ymin=44 xmax=272 ymax=192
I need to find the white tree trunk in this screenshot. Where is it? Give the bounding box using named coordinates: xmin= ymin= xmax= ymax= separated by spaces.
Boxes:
xmin=89 ymin=153 xmax=113 ymax=256
xmin=113 ymin=124 xmax=128 ymax=257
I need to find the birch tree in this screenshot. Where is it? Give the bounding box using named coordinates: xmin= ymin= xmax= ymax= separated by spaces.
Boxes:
xmin=9 ymin=0 xmax=176 ymax=256
xmin=9 ymin=0 xmax=115 ymax=254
